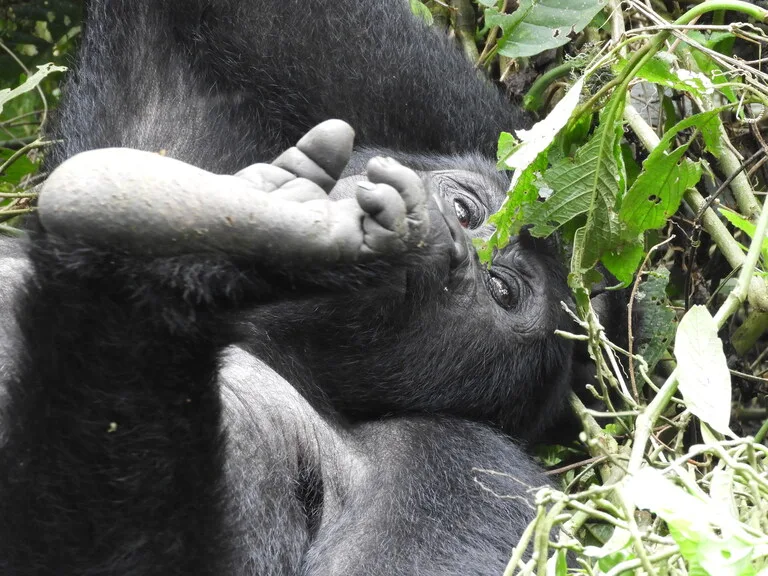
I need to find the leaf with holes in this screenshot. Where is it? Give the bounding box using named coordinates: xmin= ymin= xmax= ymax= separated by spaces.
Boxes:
xmin=485 ymin=0 xmax=606 ymax=60
xmin=633 ymin=267 xmax=676 ymax=381
xmin=620 ymin=142 xmax=702 ymax=235
xmin=529 ymin=115 xmax=625 ymax=271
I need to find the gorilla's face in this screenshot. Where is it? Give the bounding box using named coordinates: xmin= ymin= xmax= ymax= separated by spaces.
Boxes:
xmin=329 ymin=151 xmax=571 ymax=341
xmin=301 ymin=152 xmax=575 ymax=438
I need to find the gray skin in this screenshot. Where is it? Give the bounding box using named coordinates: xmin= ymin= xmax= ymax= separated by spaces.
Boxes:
xmin=38 ymin=120 xmax=438 ymax=265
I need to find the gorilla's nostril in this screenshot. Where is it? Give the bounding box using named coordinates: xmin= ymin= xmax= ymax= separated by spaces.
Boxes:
xmin=432 ymin=194 xmax=469 ymax=266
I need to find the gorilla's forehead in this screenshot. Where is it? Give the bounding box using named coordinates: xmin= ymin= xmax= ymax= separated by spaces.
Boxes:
xmin=334 ymin=149 xmax=510 ymax=223
xmin=340 ymin=148 xmax=509 ymax=202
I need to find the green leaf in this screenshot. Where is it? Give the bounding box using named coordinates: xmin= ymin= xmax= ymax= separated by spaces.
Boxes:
xmin=620 ymin=142 xmax=702 ymax=234
xmin=560 ymin=111 xmax=593 ymax=157
xmin=408 ymin=0 xmax=433 ymax=24
xmin=719 ymin=206 xmax=768 ymax=265
xmin=529 ymin=120 xmax=619 ymax=238
xmin=478 ymin=151 xmax=548 ymax=263
xmin=674 ymin=305 xmax=734 ymax=436
xmin=0 ymin=149 xmax=38 ymax=187
xmin=633 ymin=267 xmax=676 ymax=379
xmin=530 ymin=101 xmax=625 ymax=270
xmin=547 ymin=549 xmax=568 ymax=576
xmin=655 ymin=106 xmax=727 ymax=158
xmin=486 ymin=0 xmax=606 ymax=60
xmin=496 ymin=131 xmax=518 ymax=165
xmin=625 ymin=51 xmax=716 ymax=100
xmin=621 ymin=143 xmax=641 ymax=188
xmin=0 ymin=63 xmax=67 ymax=115
xmin=601 ymin=238 xmax=644 ymax=286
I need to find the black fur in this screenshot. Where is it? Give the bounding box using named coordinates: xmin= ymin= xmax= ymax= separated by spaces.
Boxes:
xmin=0 ymin=1 xmax=577 ymax=574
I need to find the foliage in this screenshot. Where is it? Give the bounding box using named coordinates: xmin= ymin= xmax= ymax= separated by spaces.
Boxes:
xmin=0 ymin=0 xmax=78 ymax=225
xmin=422 ymin=0 xmax=768 ymax=574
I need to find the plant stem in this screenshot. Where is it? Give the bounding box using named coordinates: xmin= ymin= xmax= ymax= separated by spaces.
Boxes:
xmin=628 ymin=187 xmax=768 ymax=473
xmin=523 ymin=60 xmax=581 ymax=112
xmin=450 ymin=0 xmax=480 ymax=62
xmin=731 ymin=311 xmax=768 ymax=355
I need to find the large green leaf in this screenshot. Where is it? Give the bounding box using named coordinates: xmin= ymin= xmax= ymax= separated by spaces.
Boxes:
xmin=529 ymin=114 xmax=625 ymax=270
xmin=620 ymin=142 xmax=702 ymax=234
xmin=616 ymin=109 xmax=722 ymax=246
xmin=486 ymin=0 xmax=606 ymax=59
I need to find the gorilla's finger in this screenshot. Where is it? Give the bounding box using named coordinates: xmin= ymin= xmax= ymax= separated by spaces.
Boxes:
xmin=271 ymin=178 xmax=329 ymax=202
xmin=355 ymin=181 xmax=408 ymax=234
xmin=366 ymin=157 xmax=429 ymax=243
xmin=360 ymin=216 xmax=407 ymax=255
xmin=365 ymin=157 xmax=426 ymax=214
xmin=272 ymin=147 xmax=337 ymax=193
xmin=235 ymin=163 xmax=295 ymax=191
xmin=295 ymin=119 xmax=355 ymax=180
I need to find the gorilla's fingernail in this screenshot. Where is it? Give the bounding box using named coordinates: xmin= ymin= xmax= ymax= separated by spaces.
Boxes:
xmin=357 ymin=181 xmax=376 ymax=190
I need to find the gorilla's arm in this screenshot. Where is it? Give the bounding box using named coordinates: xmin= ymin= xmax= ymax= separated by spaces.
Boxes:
xmin=0 ymin=124 xmax=436 ymax=574
xmin=40 ymin=122 xmax=429 ymax=263
xmin=0 ymin=235 xmax=231 ymax=574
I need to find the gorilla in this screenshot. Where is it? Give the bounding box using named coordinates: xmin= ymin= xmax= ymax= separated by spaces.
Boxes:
xmin=0 ymin=0 xmax=583 ymax=574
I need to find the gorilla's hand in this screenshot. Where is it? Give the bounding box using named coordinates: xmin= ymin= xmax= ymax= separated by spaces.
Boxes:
xmin=38 ymin=120 xmax=429 ymax=266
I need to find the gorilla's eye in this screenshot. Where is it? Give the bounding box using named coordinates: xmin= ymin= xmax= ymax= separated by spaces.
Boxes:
xmin=433 ymin=174 xmax=485 ymax=229
xmin=453 ymin=198 xmax=471 ymax=228
xmin=487 ymin=272 xmax=519 ymax=310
